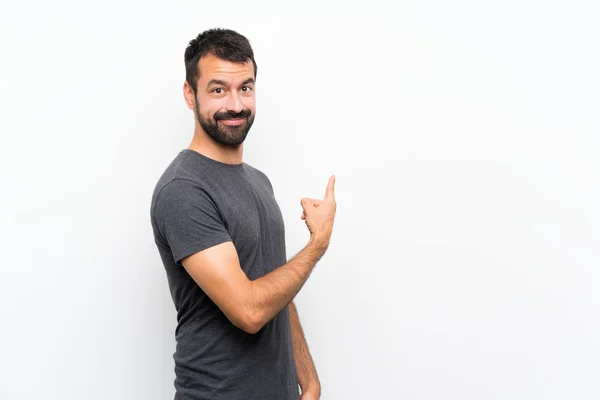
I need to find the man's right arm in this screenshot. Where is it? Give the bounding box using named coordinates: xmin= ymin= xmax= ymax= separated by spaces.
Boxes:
xmin=181 ymin=236 xmax=327 ymax=334
xmin=181 ymin=175 xmax=336 ymax=334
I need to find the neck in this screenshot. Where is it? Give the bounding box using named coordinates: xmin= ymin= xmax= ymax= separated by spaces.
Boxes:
xmin=188 ymin=126 xmax=244 ymax=165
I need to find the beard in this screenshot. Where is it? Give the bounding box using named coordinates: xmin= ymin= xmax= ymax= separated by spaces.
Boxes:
xmin=195 ymin=101 xmax=255 ymax=147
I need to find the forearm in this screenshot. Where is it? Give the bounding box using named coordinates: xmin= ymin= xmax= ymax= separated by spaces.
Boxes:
xmin=289 ymin=301 xmax=320 ymax=394
xmin=247 ymin=239 xmax=326 ymax=331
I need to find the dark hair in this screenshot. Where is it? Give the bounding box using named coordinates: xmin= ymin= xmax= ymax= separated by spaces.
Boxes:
xmin=184 ymin=28 xmax=257 ymax=94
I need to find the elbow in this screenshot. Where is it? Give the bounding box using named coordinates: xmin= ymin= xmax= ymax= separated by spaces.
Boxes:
xmin=240 ymin=322 xmax=262 ymax=335
xmin=235 ymin=309 xmax=265 ymax=335
xmin=227 ymin=284 xmax=265 ymax=334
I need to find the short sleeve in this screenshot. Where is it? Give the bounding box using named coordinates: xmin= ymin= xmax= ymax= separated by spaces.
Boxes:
xmin=153 ymin=179 xmax=232 ymax=264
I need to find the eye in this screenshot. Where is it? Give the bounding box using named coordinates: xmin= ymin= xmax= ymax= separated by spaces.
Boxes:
xmin=241 ymin=86 xmax=253 ymax=92
xmin=212 ymin=87 xmax=224 ymax=94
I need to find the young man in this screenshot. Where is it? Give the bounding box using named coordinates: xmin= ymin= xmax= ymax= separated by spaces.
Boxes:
xmin=150 ymin=28 xmax=336 ymax=400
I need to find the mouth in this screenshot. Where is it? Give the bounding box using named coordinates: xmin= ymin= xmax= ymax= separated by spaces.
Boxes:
xmin=219 ymin=118 xmax=245 ymax=126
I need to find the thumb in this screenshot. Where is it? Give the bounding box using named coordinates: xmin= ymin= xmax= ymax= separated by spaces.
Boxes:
xmin=301 ymin=198 xmax=312 ymax=209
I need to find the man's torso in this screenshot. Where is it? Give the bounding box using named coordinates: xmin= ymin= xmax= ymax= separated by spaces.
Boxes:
xmin=150 ymin=149 xmax=299 ymax=400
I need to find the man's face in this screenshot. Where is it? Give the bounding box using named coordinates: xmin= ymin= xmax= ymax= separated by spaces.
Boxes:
xmin=193 ymin=53 xmax=256 ymax=147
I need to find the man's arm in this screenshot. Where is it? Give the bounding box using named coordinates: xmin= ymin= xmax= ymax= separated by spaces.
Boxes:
xmin=289 ymin=301 xmax=321 ymax=397
xmin=181 ymin=176 xmax=337 ymax=334
xmin=182 ymin=238 xmax=327 ymax=334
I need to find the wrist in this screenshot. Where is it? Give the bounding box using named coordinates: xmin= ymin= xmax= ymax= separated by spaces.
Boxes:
xmin=308 ymin=234 xmax=329 ymax=252
xmin=306 ymin=240 xmax=327 ymax=262
xmin=302 ymin=381 xmax=321 ymax=396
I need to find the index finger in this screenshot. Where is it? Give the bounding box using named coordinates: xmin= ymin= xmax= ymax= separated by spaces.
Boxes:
xmin=325 ymin=175 xmax=335 ymax=200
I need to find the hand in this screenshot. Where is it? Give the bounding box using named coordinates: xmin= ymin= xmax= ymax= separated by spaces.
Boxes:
xmin=300 ymin=175 xmax=337 ymax=247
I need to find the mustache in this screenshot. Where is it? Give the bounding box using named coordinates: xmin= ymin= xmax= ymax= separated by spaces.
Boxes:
xmin=214 ymin=109 xmax=252 ymax=121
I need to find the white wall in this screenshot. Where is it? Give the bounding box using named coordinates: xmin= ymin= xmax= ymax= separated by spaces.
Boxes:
xmin=1 ymin=1 xmax=599 ymax=399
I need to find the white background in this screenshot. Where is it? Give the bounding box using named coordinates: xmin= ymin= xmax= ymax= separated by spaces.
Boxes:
xmin=1 ymin=1 xmax=599 ymax=399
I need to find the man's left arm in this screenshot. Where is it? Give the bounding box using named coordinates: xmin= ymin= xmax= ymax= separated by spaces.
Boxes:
xmin=289 ymin=301 xmax=321 ymax=399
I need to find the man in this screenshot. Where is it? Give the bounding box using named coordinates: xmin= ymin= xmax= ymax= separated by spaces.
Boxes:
xmin=150 ymin=28 xmax=337 ymax=400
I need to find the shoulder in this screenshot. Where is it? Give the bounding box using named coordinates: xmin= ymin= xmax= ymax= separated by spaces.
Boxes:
xmin=150 ymin=151 xmax=215 ymax=214
xmin=152 ymin=178 xmax=214 ymax=216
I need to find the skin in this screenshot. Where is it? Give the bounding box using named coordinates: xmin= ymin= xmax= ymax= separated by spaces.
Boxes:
xmin=183 ymin=52 xmax=255 ymax=165
xmin=180 ymin=52 xmax=335 ymax=399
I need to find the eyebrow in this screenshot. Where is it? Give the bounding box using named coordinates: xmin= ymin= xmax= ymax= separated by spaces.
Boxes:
xmin=207 ymin=77 xmax=255 ymax=87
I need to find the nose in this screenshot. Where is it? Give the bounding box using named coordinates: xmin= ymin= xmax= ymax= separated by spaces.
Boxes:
xmin=225 ymin=92 xmax=243 ymax=114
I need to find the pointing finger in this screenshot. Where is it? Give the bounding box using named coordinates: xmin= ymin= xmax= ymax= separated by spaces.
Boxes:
xmin=325 ymin=175 xmax=336 ymax=200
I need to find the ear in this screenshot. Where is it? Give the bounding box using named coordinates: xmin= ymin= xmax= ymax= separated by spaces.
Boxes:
xmin=183 ymin=81 xmax=196 ymax=110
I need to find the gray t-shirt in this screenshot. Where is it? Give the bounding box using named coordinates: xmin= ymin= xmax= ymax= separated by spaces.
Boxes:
xmin=150 ymin=149 xmax=299 ymax=400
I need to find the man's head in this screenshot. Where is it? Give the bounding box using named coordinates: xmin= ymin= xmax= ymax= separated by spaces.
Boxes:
xmin=184 ymin=28 xmax=257 ymax=147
